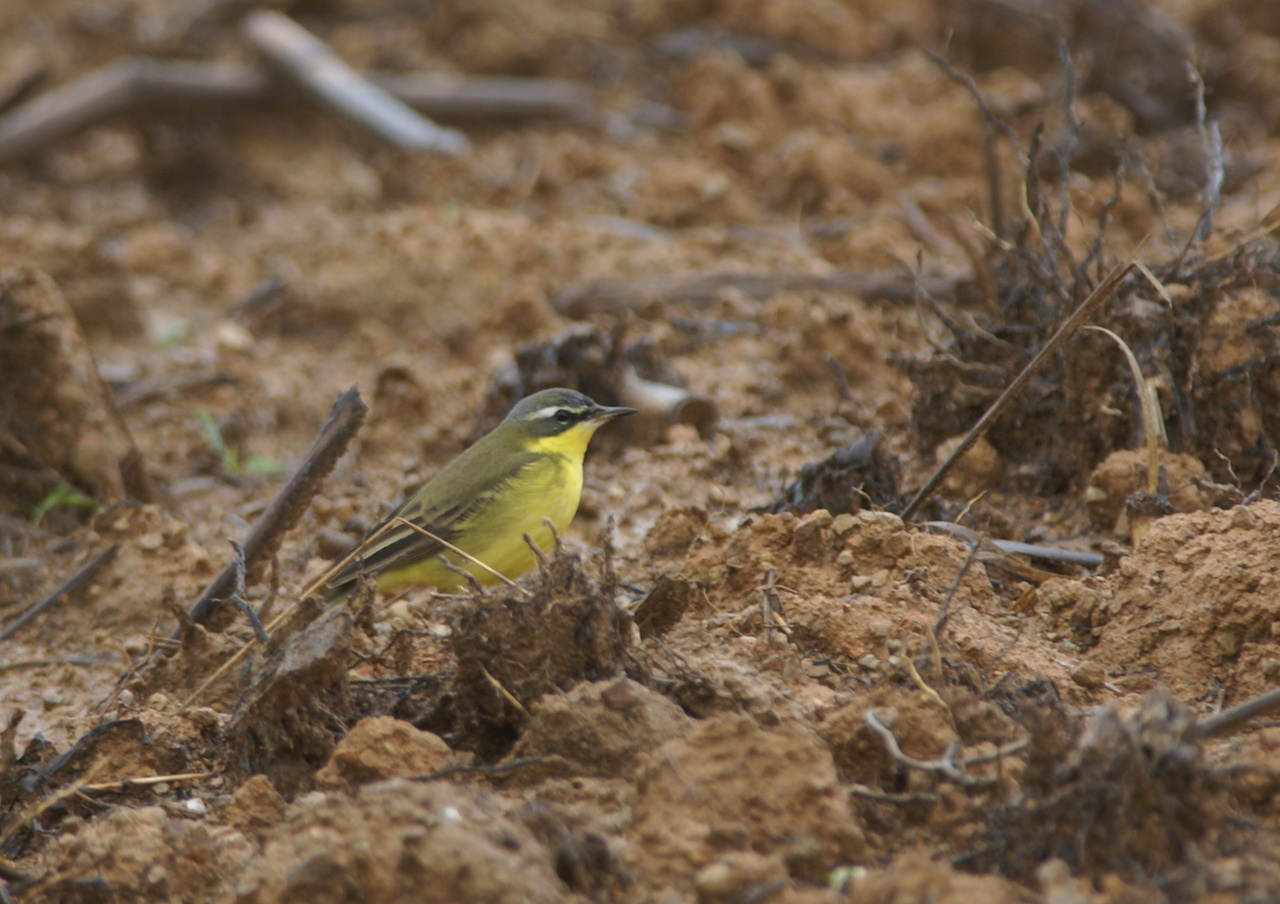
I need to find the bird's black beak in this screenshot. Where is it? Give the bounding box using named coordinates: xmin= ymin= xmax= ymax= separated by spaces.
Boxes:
xmin=590 ymin=405 xmax=638 ymax=421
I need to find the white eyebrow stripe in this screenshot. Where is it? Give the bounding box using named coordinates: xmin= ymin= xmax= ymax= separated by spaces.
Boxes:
xmin=533 ymin=405 xmax=569 ymax=420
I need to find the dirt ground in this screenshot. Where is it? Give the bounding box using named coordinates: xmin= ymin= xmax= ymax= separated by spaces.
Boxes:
xmin=3 ymin=0 xmax=1280 ymax=901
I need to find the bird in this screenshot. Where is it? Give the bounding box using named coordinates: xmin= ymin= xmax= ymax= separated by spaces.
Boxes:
xmin=323 ymin=387 xmax=635 ymax=599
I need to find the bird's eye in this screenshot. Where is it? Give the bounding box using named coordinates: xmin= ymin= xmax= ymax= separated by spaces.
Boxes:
xmin=554 ymin=409 xmax=573 ymax=424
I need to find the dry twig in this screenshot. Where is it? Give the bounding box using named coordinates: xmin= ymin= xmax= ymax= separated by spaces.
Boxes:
xmin=174 ymin=388 xmax=366 ymax=711
xmin=863 ymin=710 xmax=1027 ymax=788
xmin=1084 ymin=325 xmax=1165 ymax=494
xmin=923 ymin=522 xmax=1103 ymax=568
xmin=0 ymin=545 xmax=118 ymax=642
xmin=920 ymin=46 xmax=1025 ymax=240
xmin=848 ymin=784 xmax=939 ymax=805
xmin=864 ymin=710 xmax=985 ymax=787
xmin=79 ymin=771 xmax=213 ymax=793
xmin=1193 ymin=685 xmax=1280 ymax=740
xmin=617 ymin=368 xmax=717 ymax=437
xmin=759 ymin=569 xmax=778 ymax=647
xmin=1172 ymin=63 xmax=1224 ymax=273
xmin=478 ymin=663 xmax=531 ymax=720
xmin=0 ymin=59 xmax=594 ymax=166
xmin=187 ymin=386 xmax=366 ymax=627
xmin=223 ymin=541 xmax=269 ymax=645
xmin=241 ymin=9 xmax=469 ymax=154
xmin=552 ymin=268 xmax=959 ymax=318
xmin=0 ymin=759 xmax=106 ymax=849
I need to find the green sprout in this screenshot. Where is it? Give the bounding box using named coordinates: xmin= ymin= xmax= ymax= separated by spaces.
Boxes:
xmin=827 ymin=866 xmax=867 ymax=892
xmin=152 ymin=319 xmax=192 ymax=350
xmin=30 ymin=483 xmax=99 ymax=526
xmin=195 ymin=408 xmax=285 ymax=478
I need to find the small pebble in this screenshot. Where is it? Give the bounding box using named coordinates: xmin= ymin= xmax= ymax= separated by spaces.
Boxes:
xmin=867 ymin=617 xmax=892 ymax=638
xmin=1115 ymin=672 xmax=1151 ymax=693
xmin=856 ymin=510 xmax=904 ymax=530
xmin=1230 ymin=506 xmax=1257 ymax=531
xmin=794 ymin=509 xmax=833 ymax=544
xmin=183 ymin=797 xmax=208 ymax=816
xmin=695 ymin=862 xmax=737 ymax=899
xmin=214 ymin=320 xmax=254 ymax=352
xmin=1071 ymin=660 xmax=1106 ymax=689
xmin=143 ymin=865 xmax=168 ymax=889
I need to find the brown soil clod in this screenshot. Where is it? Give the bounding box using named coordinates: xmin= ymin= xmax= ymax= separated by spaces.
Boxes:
xmin=14 ymin=719 xmax=180 ymax=796
xmin=451 ymin=548 xmax=634 ymax=760
xmin=1 ymin=718 xmax=186 ymax=859
xmin=632 ymin=574 xmax=694 ymax=638
xmin=314 ymin=715 xmax=452 ymax=792
xmin=218 ymin=604 xmax=354 ymax=797
xmin=769 ymin=430 xmax=903 ymax=516
xmin=509 ymin=677 xmax=690 ymax=780
xmin=0 ymin=266 xmax=154 ymax=515
xmin=235 ymin=780 xmax=573 ymax=904
xmin=629 ymin=714 xmax=865 ymax=885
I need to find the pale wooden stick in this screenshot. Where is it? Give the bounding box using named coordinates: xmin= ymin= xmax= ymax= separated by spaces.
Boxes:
xmin=81 ymin=771 xmax=213 ymax=792
xmin=0 ymin=545 xmax=118 ymax=641
xmin=242 ymin=9 xmax=469 ymax=154
xmin=0 ymin=59 xmax=593 ymax=165
xmin=187 ymin=386 xmax=366 ymax=626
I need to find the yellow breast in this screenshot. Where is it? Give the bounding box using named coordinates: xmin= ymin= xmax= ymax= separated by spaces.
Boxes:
xmin=377 ymin=450 xmax=583 ymax=592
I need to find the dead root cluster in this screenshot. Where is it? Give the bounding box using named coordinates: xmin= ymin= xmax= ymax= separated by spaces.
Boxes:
xmin=898 ymin=44 xmax=1280 ymax=501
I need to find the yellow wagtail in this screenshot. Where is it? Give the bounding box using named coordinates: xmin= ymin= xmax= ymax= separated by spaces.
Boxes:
xmin=324 ymin=387 xmax=634 ymax=598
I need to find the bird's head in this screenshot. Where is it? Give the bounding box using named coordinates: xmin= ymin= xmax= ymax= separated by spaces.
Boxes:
xmin=504 ymin=388 xmax=636 ymax=455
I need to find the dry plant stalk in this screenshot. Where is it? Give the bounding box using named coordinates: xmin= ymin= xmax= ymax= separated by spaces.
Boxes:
xmin=0 ymin=59 xmax=595 ymax=166
xmin=1084 ymin=325 xmax=1165 ymax=494
xmin=186 ymin=386 xmax=366 ymax=627
xmin=241 ymin=9 xmax=468 ymax=154
xmin=0 ymin=545 xmax=118 ymax=641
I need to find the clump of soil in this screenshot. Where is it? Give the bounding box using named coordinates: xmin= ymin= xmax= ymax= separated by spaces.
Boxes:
xmin=1042 ymin=500 xmax=1280 ymax=703
xmin=451 ymin=546 xmax=634 ymax=759
xmin=510 ymin=677 xmax=691 ymax=778
xmin=237 ymin=780 xmax=574 ymax=904
xmin=627 ymin=714 xmax=865 ymax=885
xmin=313 ymin=715 xmax=452 ymax=792
xmin=0 ymin=265 xmax=153 ymax=510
